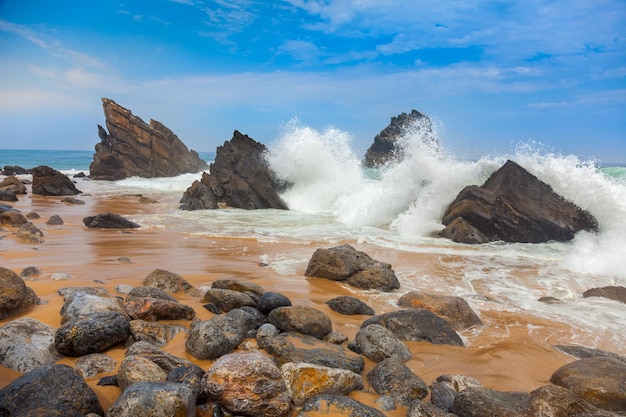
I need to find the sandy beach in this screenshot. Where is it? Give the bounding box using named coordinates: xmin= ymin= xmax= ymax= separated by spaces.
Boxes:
xmin=0 ymin=185 xmax=610 ymax=414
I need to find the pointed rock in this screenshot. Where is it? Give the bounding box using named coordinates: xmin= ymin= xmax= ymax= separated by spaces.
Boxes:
xmin=90 ymin=98 xmax=208 ymax=180
xmin=180 ymin=130 xmax=288 ymax=210
xmin=441 ymin=160 xmax=598 ymax=243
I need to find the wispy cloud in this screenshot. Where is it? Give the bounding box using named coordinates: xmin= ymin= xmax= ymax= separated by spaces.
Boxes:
xmin=528 ymin=89 xmax=626 ymax=109
xmin=0 ymin=19 xmax=103 ymax=67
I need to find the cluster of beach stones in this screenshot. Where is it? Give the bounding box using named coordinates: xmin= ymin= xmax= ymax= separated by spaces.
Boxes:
xmin=1 ymin=244 xmax=626 ymax=416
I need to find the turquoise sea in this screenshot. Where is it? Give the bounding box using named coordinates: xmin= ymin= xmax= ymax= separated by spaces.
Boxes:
xmin=0 ymin=149 xmax=216 ymax=172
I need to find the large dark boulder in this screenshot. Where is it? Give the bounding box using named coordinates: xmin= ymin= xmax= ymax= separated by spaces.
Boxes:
xmin=550 ymin=356 xmax=626 ymax=412
xmin=0 ymin=267 xmax=39 ymax=320
xmin=451 ymin=386 xmax=530 ymax=417
xmin=0 ymin=176 xmax=27 ymax=194
xmin=89 ymin=98 xmax=208 ymax=180
xmin=361 ymin=309 xmax=463 ymax=346
xmin=54 ymin=311 xmax=132 ymax=356
xmin=259 ymin=331 xmax=364 ymax=373
xmin=397 ymin=291 xmax=482 ymax=330
xmin=0 ymin=363 xmax=104 ymax=416
xmin=582 ymin=285 xmax=626 ymax=303
xmin=83 ymin=212 xmax=140 ymax=229
xmin=180 ymin=130 xmax=288 ymax=210
xmin=305 ymin=244 xmax=400 ymax=291
xmin=268 ymin=305 xmax=333 ymax=340
xmin=440 ymin=160 xmax=598 ymax=243
xmin=31 ymin=165 xmax=81 ymax=196
xmin=367 ymin=357 xmax=428 ymax=405
xmin=363 ymin=109 xmax=436 ymax=168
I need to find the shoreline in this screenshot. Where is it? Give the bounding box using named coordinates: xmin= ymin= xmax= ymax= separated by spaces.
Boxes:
xmin=0 ymin=181 xmax=618 ymax=414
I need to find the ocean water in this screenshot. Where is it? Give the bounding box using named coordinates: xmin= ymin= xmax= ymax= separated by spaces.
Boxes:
xmin=1 ymin=126 xmax=625 ymax=352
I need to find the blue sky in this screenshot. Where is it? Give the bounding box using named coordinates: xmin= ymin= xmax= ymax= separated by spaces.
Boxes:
xmin=0 ymin=0 xmax=625 ymax=162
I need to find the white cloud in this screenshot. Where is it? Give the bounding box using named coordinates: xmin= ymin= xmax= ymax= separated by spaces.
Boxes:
xmin=0 ymin=19 xmax=103 ymax=67
xmin=528 ymin=89 xmax=626 ymax=109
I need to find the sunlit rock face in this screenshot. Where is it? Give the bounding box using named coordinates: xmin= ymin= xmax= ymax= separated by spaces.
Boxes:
xmin=90 ymin=98 xmax=208 ymax=180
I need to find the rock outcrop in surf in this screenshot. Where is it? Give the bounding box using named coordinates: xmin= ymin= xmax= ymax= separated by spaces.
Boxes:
xmin=180 ymin=130 xmax=288 ymax=210
xmin=440 ymin=160 xmax=599 ymax=244
xmin=363 ymin=110 xmax=436 ymax=168
xmin=89 ymin=98 xmax=208 ymax=180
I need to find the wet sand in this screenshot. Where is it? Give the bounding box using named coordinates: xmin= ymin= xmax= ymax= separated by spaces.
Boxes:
xmin=0 ymin=187 xmax=598 ymax=415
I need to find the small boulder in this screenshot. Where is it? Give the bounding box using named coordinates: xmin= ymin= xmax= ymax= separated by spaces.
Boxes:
xmin=397 ymin=291 xmax=482 ymax=330
xmin=0 ymin=175 xmax=27 ymax=194
xmin=268 ymin=305 xmax=332 ymax=339
xmin=31 ymin=165 xmax=81 ymax=196
xmin=527 ymin=384 xmax=618 ymax=417
xmin=16 ymin=221 xmax=45 ymax=243
xmin=554 ymin=345 xmax=626 ymax=364
xmin=0 ymin=267 xmax=39 ymax=320
xmin=355 ymin=324 xmax=412 ymax=363
xmin=60 ymin=291 xmax=128 ymax=324
xmin=582 ymin=286 xmax=626 ymax=304
xmin=550 ymin=356 xmax=626 ymax=412
xmin=130 ymin=320 xmax=187 ymax=347
xmin=0 ymin=210 xmax=28 ymax=227
xmin=259 ymin=331 xmax=364 ymax=373
xmin=61 ymin=197 xmax=85 ymax=205
xmin=325 ymin=295 xmax=375 ymax=315
xmin=211 ymin=279 xmax=266 ymax=296
xmin=106 ymin=381 xmax=196 ymax=417
xmin=281 ymin=362 xmax=363 ymax=406
xmin=430 ymin=374 xmax=483 ymax=412
xmin=0 ymin=364 xmax=104 ymax=416
xmin=202 ymin=350 xmax=290 ymax=417
xmin=305 ymin=244 xmax=400 ymax=291
xmin=0 ymin=318 xmax=63 ymax=372
xmin=83 ymin=212 xmax=140 ymax=229
xmin=126 ymin=341 xmax=195 ymax=372
xmin=186 ymin=309 xmax=254 ymax=360
xmin=362 ymin=309 xmax=463 ymax=346
xmin=127 ymin=285 xmax=177 ymax=302
xmin=75 ymin=353 xmax=117 ymax=378
xmin=257 ymin=291 xmax=292 ymax=314
xmin=54 ymin=311 xmax=132 ymax=356
xmin=367 ymin=358 xmax=428 ymax=405
xmin=203 ymin=288 xmax=257 ymax=312
xmin=46 ymin=214 xmax=64 ymax=225
xmin=117 ymin=354 xmax=168 ymax=391
xmin=0 ymin=189 xmax=18 ymax=201
xmin=142 ymin=268 xmax=195 ymax=294
xmin=451 ymin=386 xmax=530 ymax=417
xmin=124 ymin=297 xmax=196 ymax=321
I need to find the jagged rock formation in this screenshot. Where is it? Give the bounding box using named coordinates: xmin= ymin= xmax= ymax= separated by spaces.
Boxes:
xmin=89 ymin=98 xmax=208 ymax=180
xmin=440 ymin=160 xmax=598 ymax=244
xmin=363 ymin=110 xmax=436 ymax=168
xmin=179 ymin=130 xmax=288 ymax=210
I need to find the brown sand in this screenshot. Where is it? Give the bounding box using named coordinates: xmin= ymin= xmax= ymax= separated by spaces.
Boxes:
xmin=0 ymin=188 xmax=607 ymax=415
